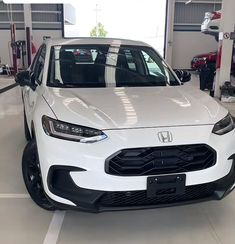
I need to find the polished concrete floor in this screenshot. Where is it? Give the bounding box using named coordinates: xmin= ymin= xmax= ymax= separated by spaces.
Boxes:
xmin=1 ymin=75 xmax=235 ymax=244
xmin=0 ymin=75 xmax=15 ymax=89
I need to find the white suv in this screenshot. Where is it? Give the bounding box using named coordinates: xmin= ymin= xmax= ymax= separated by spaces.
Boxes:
xmin=16 ymin=38 xmax=235 ymax=212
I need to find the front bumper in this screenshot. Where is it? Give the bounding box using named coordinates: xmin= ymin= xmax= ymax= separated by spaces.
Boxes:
xmin=35 ymin=123 xmax=235 ymax=210
xmin=46 ymin=161 xmax=235 ymax=212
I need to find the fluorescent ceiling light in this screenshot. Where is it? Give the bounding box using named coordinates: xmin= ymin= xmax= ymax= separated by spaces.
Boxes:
xmin=185 ymin=0 xmax=192 ymax=5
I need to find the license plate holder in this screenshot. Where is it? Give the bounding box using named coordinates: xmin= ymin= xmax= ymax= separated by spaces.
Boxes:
xmin=147 ymin=174 xmax=186 ymax=198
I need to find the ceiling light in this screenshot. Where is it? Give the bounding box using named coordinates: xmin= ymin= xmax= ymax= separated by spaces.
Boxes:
xmin=185 ymin=0 xmax=192 ymax=5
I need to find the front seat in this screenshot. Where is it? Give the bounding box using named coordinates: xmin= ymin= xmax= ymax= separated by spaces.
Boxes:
xmin=116 ymin=51 xmax=129 ymax=84
xmin=94 ymin=52 xmax=107 ymax=86
xmin=60 ymin=51 xmax=76 ymax=83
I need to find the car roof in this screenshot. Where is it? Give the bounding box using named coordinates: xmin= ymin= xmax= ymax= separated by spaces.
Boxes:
xmin=44 ymin=37 xmax=151 ymax=48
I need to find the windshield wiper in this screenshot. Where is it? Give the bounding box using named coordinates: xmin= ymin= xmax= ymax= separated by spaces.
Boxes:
xmin=48 ymin=81 xmax=106 ymax=88
xmin=48 ymin=81 xmax=74 ymax=88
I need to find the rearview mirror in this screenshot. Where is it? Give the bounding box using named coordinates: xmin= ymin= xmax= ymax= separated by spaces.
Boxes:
xmin=174 ymin=70 xmax=191 ymax=83
xmin=15 ymin=70 xmax=37 ymax=90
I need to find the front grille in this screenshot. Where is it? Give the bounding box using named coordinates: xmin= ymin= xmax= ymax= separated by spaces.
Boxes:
xmin=105 ymin=144 xmax=216 ymax=176
xmin=99 ymin=183 xmax=215 ymax=208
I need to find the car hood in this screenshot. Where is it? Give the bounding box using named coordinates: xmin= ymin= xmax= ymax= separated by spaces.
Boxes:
xmin=43 ymin=86 xmax=227 ymax=130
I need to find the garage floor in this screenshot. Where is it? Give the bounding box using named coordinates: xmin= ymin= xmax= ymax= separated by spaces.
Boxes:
xmin=1 ymin=75 xmax=235 ymax=244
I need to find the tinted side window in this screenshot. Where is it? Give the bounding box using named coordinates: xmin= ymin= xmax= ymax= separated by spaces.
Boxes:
xmin=33 ymin=45 xmax=46 ymax=84
xmin=141 ymin=51 xmax=163 ymax=76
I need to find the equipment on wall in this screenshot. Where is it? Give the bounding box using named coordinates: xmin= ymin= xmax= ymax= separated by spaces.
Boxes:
xmin=11 ymin=40 xmax=26 ymax=70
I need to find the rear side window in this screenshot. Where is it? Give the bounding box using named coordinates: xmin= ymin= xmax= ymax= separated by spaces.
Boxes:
xmin=142 ymin=51 xmax=164 ymax=77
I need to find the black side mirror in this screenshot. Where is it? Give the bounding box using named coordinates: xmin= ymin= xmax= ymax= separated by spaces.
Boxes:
xmin=174 ymin=69 xmax=191 ymax=83
xmin=15 ymin=71 xmax=37 ymax=90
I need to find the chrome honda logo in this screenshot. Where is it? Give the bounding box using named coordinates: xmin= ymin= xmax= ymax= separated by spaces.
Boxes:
xmin=158 ymin=131 xmax=173 ymax=143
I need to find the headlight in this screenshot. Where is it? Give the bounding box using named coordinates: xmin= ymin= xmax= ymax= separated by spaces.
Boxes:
xmin=212 ymin=114 xmax=235 ymax=135
xmin=42 ymin=116 xmax=107 ymax=143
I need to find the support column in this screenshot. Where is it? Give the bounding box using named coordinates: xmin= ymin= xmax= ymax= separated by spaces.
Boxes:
xmin=214 ymin=0 xmax=235 ymax=98
xmin=10 ymin=24 xmax=17 ymax=75
xmin=23 ymin=4 xmax=32 ymax=67
xmin=165 ymin=0 xmax=175 ymax=66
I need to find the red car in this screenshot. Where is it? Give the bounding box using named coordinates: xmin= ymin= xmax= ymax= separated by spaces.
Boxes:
xmin=191 ymin=51 xmax=235 ymax=74
xmin=73 ymin=49 xmax=93 ymax=62
xmin=191 ymin=52 xmax=217 ymax=71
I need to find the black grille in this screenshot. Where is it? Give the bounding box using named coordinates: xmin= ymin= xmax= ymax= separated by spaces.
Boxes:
xmin=99 ymin=183 xmax=215 ymax=208
xmin=105 ymin=144 xmax=216 ymax=176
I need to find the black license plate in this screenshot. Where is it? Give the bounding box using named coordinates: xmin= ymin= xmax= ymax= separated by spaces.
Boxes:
xmin=147 ymin=174 xmax=186 ymax=198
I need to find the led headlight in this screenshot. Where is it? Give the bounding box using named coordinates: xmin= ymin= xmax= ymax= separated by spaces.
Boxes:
xmin=212 ymin=113 xmax=235 ymax=135
xmin=42 ymin=116 xmax=107 ymax=143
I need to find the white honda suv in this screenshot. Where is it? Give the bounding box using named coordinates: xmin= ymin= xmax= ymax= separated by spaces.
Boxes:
xmin=16 ymin=38 xmax=235 ymax=212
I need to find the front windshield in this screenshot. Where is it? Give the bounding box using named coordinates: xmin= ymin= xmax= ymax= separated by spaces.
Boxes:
xmin=47 ymin=44 xmax=180 ymax=88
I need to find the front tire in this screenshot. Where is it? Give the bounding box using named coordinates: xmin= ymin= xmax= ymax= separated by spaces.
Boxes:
xmin=22 ymin=139 xmax=56 ymax=211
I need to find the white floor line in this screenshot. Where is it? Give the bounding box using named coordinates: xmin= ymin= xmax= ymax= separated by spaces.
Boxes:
xmin=43 ymin=210 xmax=66 ymax=244
xmin=0 ymin=193 xmax=30 ymax=198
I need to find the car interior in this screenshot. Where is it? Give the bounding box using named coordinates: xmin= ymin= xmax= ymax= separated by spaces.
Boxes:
xmin=57 ymin=47 xmax=172 ymax=88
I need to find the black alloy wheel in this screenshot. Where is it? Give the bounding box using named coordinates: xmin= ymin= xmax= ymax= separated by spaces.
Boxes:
xmin=22 ymin=139 xmax=56 ymax=211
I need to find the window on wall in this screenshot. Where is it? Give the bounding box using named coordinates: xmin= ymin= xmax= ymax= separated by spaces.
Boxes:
xmin=63 ymin=0 xmax=167 ymax=56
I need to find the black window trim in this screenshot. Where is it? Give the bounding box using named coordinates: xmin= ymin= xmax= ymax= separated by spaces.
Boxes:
xmin=31 ymin=44 xmax=46 ymax=86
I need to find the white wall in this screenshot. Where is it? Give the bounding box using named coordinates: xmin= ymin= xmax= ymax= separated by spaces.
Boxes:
xmin=0 ymin=29 xmax=61 ymax=66
xmin=172 ymin=31 xmax=218 ymax=69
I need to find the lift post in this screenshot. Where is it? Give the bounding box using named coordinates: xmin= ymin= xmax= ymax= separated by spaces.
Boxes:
xmin=214 ymin=0 xmax=235 ymax=98
xmin=24 ymin=4 xmax=33 ymax=67
xmin=10 ymin=23 xmax=17 ymax=75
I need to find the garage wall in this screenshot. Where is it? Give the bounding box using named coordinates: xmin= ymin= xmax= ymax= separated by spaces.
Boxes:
xmin=171 ymin=0 xmax=222 ymax=69
xmin=0 ymin=29 xmax=62 ymax=66
xmin=172 ymin=31 xmax=218 ymax=69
